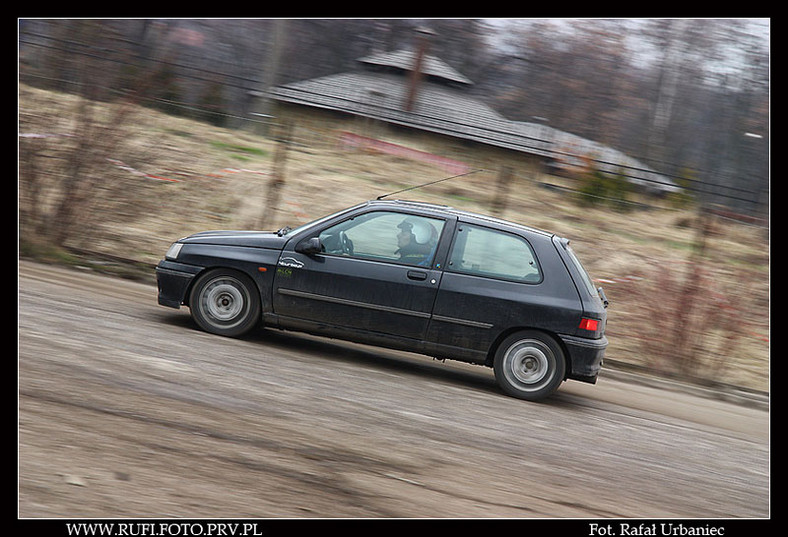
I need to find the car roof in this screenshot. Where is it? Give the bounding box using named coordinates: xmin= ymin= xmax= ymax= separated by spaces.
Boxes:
xmin=366 ymin=199 xmax=555 ymax=239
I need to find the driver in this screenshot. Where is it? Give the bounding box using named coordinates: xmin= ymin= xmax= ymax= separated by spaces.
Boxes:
xmin=396 ymin=218 xmax=437 ymax=265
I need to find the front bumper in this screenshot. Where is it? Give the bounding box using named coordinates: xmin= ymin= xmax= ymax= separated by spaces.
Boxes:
xmin=155 ymin=260 xmax=202 ymax=308
xmin=559 ymin=334 xmax=608 ymax=384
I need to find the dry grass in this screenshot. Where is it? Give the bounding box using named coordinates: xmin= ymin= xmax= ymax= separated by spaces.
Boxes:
xmin=19 ymin=84 xmax=770 ymax=393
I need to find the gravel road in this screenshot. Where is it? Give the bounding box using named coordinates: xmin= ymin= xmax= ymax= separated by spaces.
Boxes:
xmin=18 ymin=260 xmax=769 ymax=519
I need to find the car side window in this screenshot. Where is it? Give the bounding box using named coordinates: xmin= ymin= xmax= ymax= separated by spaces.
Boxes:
xmin=448 ymin=224 xmax=541 ymax=282
xmin=318 ymin=211 xmax=445 ymax=267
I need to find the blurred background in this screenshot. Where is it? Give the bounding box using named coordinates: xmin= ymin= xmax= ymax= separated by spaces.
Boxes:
xmin=18 ymin=18 xmax=769 ymax=392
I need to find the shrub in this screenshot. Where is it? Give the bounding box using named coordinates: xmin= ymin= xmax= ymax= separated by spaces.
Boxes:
xmin=576 ymin=165 xmax=633 ymax=212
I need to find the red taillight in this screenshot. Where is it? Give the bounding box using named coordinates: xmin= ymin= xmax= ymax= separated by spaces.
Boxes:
xmin=579 ymin=318 xmax=599 ymax=331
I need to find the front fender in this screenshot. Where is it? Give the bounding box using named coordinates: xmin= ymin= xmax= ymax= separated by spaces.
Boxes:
xmin=155 ymin=260 xmax=202 ymax=308
xmin=160 ymin=244 xmax=282 ymax=312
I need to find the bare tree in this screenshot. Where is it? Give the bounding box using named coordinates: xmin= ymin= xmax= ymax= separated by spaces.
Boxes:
xmin=20 ymin=20 xmax=166 ymax=247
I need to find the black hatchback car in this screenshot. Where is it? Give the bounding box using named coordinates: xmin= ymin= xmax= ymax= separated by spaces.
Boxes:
xmin=156 ymin=199 xmax=608 ymax=401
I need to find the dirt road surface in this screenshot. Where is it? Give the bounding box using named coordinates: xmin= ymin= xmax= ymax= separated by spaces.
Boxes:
xmin=18 ymin=260 xmax=769 ymax=519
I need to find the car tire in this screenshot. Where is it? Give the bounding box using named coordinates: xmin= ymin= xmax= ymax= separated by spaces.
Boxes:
xmin=493 ymin=330 xmax=566 ymax=401
xmin=189 ymin=269 xmax=260 ymax=337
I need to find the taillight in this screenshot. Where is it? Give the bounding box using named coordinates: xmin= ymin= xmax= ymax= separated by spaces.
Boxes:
xmin=579 ymin=318 xmax=599 ymax=331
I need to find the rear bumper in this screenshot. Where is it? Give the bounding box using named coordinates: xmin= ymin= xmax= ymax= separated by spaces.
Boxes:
xmin=560 ymin=334 xmax=608 ymax=384
xmin=155 ymin=260 xmax=202 ymax=308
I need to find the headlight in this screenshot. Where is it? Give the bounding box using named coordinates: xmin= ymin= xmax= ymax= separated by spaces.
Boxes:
xmin=165 ymin=242 xmax=184 ymax=260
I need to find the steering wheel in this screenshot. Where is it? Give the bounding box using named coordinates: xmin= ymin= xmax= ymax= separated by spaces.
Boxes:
xmin=338 ymin=231 xmax=354 ymax=255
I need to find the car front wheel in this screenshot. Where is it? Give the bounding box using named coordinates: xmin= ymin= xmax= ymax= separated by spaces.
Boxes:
xmin=189 ymin=269 xmax=260 ymax=337
xmin=493 ymin=331 xmax=566 ymax=401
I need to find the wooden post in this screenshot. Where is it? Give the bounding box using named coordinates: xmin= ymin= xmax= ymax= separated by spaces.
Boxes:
xmin=259 ymin=122 xmax=292 ymax=230
xmin=672 ymin=206 xmax=713 ymax=373
xmin=491 ymin=166 xmax=512 ymax=216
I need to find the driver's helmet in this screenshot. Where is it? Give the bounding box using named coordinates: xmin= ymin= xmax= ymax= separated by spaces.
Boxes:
xmin=397 ymin=218 xmax=437 ymax=245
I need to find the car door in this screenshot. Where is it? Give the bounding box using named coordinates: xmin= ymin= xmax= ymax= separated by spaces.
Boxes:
xmin=426 ymin=221 xmax=560 ymax=359
xmin=273 ymin=209 xmax=453 ymax=341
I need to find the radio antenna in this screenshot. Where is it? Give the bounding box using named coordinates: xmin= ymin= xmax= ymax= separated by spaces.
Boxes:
xmin=376 ymin=169 xmax=485 ymax=200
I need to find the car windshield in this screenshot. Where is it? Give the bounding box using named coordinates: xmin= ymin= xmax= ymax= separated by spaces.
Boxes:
xmin=275 ymin=204 xmax=364 ymax=237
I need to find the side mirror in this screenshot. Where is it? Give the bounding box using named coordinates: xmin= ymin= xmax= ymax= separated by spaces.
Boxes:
xmin=295 ymin=237 xmax=323 ymax=255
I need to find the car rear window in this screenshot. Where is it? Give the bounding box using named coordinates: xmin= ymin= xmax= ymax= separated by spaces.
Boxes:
xmin=564 ymin=244 xmax=597 ymax=296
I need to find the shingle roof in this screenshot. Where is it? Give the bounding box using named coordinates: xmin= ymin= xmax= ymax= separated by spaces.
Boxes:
xmin=269 ymin=50 xmax=676 ymax=193
xmin=358 ymin=50 xmax=474 ymax=85
xmin=271 ymin=69 xmax=554 ymax=158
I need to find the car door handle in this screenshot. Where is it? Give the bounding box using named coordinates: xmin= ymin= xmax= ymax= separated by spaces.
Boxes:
xmin=407 ymin=270 xmax=428 ymax=281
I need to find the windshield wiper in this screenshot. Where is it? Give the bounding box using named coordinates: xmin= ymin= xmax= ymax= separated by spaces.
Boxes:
xmin=276 ymin=226 xmax=292 ymax=237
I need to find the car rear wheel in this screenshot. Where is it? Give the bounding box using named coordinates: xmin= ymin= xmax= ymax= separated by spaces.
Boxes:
xmin=189 ymin=269 xmax=260 ymax=337
xmin=493 ymin=331 xmax=565 ymax=401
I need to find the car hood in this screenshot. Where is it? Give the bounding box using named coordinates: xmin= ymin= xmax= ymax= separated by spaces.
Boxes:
xmin=181 ymin=230 xmax=289 ymax=250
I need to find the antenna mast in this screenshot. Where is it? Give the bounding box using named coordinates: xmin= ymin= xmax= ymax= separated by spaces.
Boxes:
xmin=376 ymin=169 xmax=484 ymax=200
